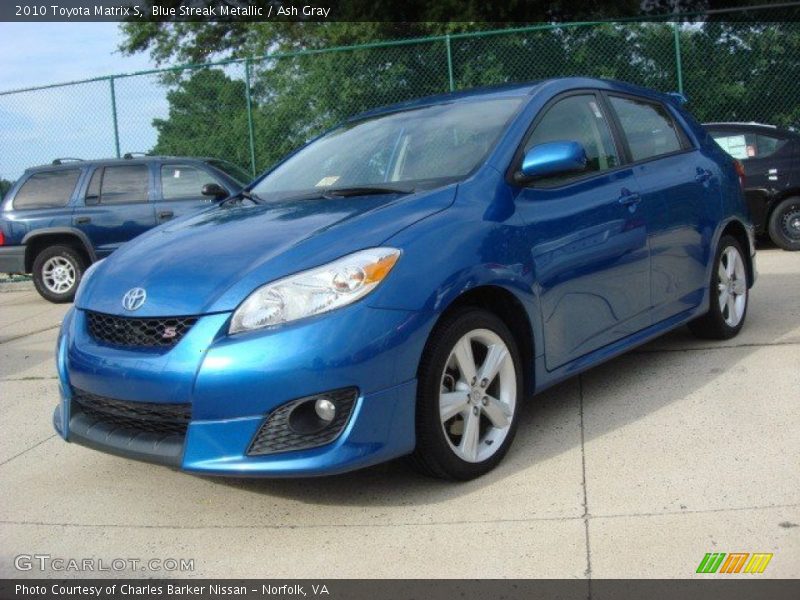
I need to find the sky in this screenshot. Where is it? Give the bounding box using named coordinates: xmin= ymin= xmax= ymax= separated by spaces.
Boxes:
xmin=0 ymin=22 xmax=154 ymax=91
xmin=0 ymin=23 xmax=165 ymax=180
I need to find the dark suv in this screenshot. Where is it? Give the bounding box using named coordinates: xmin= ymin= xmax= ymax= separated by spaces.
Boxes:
xmin=705 ymin=122 xmax=800 ymax=251
xmin=0 ymin=156 xmax=248 ymax=302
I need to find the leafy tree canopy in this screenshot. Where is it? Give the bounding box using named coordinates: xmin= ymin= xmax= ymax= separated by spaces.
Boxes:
xmin=0 ymin=178 xmax=13 ymax=198
xmin=151 ymin=68 xmax=252 ymax=168
xmin=131 ymin=7 xmax=800 ymax=175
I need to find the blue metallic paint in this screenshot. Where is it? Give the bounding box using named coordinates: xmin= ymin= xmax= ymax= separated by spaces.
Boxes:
xmin=520 ymin=141 xmax=588 ymax=180
xmin=54 ymin=77 xmax=755 ymax=476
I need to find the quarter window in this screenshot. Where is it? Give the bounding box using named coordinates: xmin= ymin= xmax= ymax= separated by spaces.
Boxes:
xmin=13 ymin=169 xmax=80 ymax=209
xmin=609 ymin=96 xmax=684 ymax=161
xmin=161 ymin=165 xmax=218 ymax=200
xmin=87 ymin=165 xmax=149 ymax=205
xmin=525 ymin=95 xmax=620 ymax=183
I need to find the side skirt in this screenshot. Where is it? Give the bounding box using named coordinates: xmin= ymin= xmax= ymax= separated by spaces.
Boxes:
xmin=532 ymin=304 xmax=706 ymax=396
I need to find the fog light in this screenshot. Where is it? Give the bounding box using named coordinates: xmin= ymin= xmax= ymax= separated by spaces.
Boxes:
xmin=314 ymin=398 xmax=336 ymax=422
xmin=248 ymin=388 xmax=358 ymax=456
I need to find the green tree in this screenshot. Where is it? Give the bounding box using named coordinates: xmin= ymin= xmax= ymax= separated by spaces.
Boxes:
xmin=0 ymin=178 xmax=13 ymax=198
xmin=133 ymin=16 xmax=800 ymax=175
xmin=121 ymin=1 xmax=646 ymax=66
xmin=151 ymin=68 xmax=252 ymax=169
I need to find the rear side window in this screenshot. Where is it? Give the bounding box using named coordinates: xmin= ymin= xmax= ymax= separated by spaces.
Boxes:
xmin=609 ymin=96 xmax=684 ymax=161
xmin=525 ymin=94 xmax=620 ymax=183
xmin=87 ymin=165 xmax=149 ymax=205
xmin=161 ymin=165 xmax=218 ymax=200
xmin=711 ymin=131 xmax=788 ymax=160
xmin=13 ymin=169 xmax=80 ymax=209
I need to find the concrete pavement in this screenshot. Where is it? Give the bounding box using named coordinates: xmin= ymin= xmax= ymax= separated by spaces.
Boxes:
xmin=0 ymin=248 xmax=797 ymax=579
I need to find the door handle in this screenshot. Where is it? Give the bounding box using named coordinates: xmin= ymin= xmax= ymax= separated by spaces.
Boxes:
xmin=74 ymin=216 xmax=91 ymax=224
xmin=617 ymin=190 xmax=641 ymax=206
xmin=158 ymin=210 xmax=174 ymax=220
xmin=695 ymin=167 xmax=712 ymax=183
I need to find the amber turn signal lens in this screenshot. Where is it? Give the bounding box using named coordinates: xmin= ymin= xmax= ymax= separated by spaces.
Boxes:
xmin=363 ymin=252 xmax=400 ymax=284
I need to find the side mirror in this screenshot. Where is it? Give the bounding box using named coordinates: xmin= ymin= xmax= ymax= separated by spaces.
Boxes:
xmin=516 ymin=141 xmax=588 ymax=183
xmin=202 ymin=182 xmax=228 ymax=199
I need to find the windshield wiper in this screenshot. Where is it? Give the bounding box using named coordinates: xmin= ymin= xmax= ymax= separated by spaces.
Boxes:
xmin=224 ymin=189 xmax=264 ymax=206
xmin=276 ymin=186 xmax=415 ymax=203
xmin=322 ymin=186 xmax=414 ymax=198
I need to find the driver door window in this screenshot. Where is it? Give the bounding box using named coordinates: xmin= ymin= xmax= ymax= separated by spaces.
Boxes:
xmin=525 ymin=94 xmax=620 ymax=185
xmin=161 ymin=165 xmax=220 ymax=200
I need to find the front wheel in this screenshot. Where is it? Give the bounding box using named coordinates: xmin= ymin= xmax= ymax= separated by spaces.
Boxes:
xmin=409 ymin=308 xmax=523 ymax=480
xmin=688 ymin=235 xmax=749 ymax=340
xmin=767 ymin=197 xmax=800 ymax=251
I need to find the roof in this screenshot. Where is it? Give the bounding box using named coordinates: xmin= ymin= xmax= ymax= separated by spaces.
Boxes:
xmin=703 ymin=121 xmax=799 ymax=137
xmin=350 ymin=81 xmax=543 ymax=122
xmin=27 ymin=155 xmax=224 ymax=172
xmin=349 ymin=77 xmax=680 ymax=122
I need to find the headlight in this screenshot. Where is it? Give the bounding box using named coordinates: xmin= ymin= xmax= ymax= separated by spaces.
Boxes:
xmin=229 ymin=247 xmax=401 ymax=334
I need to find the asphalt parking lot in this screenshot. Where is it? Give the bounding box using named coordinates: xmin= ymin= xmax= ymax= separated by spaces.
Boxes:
xmin=0 ymin=247 xmax=798 ymax=580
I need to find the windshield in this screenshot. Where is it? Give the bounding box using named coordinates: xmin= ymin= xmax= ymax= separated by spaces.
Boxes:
xmin=251 ymin=97 xmax=523 ymax=201
xmin=209 ymin=159 xmax=252 ymax=186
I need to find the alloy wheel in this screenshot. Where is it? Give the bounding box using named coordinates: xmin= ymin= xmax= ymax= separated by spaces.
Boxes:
xmin=438 ymin=328 xmax=517 ymax=463
xmin=717 ymin=245 xmax=747 ymax=328
xmin=42 ymin=256 xmax=76 ymax=294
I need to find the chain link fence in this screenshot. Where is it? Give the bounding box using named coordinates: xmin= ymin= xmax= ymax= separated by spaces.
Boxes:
xmin=1 ymin=18 xmax=799 ymax=186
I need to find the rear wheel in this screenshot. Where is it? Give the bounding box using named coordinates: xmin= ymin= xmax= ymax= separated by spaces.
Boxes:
xmin=32 ymin=245 xmax=85 ymax=303
xmin=409 ymin=308 xmax=523 ymax=480
xmin=688 ymin=235 xmax=748 ymax=340
xmin=767 ymin=197 xmax=800 ymax=251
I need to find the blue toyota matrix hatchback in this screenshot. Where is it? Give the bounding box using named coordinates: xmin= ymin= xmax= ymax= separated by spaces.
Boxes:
xmin=54 ymin=78 xmax=755 ymax=480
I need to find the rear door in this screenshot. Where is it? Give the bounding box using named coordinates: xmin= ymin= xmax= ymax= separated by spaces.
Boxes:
xmin=156 ymin=163 xmax=228 ymax=224
xmin=76 ymin=164 xmax=156 ymax=256
xmin=605 ymin=93 xmax=714 ymax=323
xmin=513 ymin=92 xmax=650 ymax=370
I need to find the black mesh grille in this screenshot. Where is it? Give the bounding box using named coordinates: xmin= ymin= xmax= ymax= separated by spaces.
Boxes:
xmin=86 ymin=311 xmax=198 ymax=348
xmin=248 ymin=388 xmax=358 ymax=456
xmin=71 ymin=388 xmax=191 ymax=436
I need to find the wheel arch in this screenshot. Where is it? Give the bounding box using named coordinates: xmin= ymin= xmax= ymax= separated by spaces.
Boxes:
xmin=718 ymin=219 xmax=755 ymax=287
xmin=22 ymin=228 xmax=96 ymax=272
xmin=422 ymin=284 xmax=536 ymax=401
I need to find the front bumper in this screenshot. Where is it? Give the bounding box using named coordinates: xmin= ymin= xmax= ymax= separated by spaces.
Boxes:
xmin=0 ymin=245 xmax=25 ymax=274
xmin=54 ymin=303 xmax=433 ymax=476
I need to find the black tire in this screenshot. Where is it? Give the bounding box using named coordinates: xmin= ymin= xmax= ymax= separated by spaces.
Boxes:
xmin=31 ymin=245 xmax=86 ymax=303
xmin=767 ymin=197 xmax=800 ymax=251
xmin=408 ymin=307 xmax=524 ymax=480
xmin=688 ymin=235 xmax=749 ymax=340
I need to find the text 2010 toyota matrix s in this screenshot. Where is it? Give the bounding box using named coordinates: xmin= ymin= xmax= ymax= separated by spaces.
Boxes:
xmin=53 ymin=78 xmax=755 ymax=480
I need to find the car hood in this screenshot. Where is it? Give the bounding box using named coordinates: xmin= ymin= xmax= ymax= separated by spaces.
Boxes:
xmin=76 ymin=187 xmax=456 ymax=316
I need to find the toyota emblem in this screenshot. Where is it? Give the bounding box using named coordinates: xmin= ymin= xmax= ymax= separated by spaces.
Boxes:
xmin=122 ymin=287 xmax=147 ymax=311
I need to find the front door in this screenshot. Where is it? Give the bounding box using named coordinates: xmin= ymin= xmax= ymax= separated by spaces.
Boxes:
xmin=513 ymin=93 xmax=651 ymax=371
xmin=156 ymin=163 xmax=226 ymax=225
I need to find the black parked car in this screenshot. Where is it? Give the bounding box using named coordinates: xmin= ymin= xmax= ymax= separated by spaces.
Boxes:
xmin=705 ymin=122 xmax=800 ymax=251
